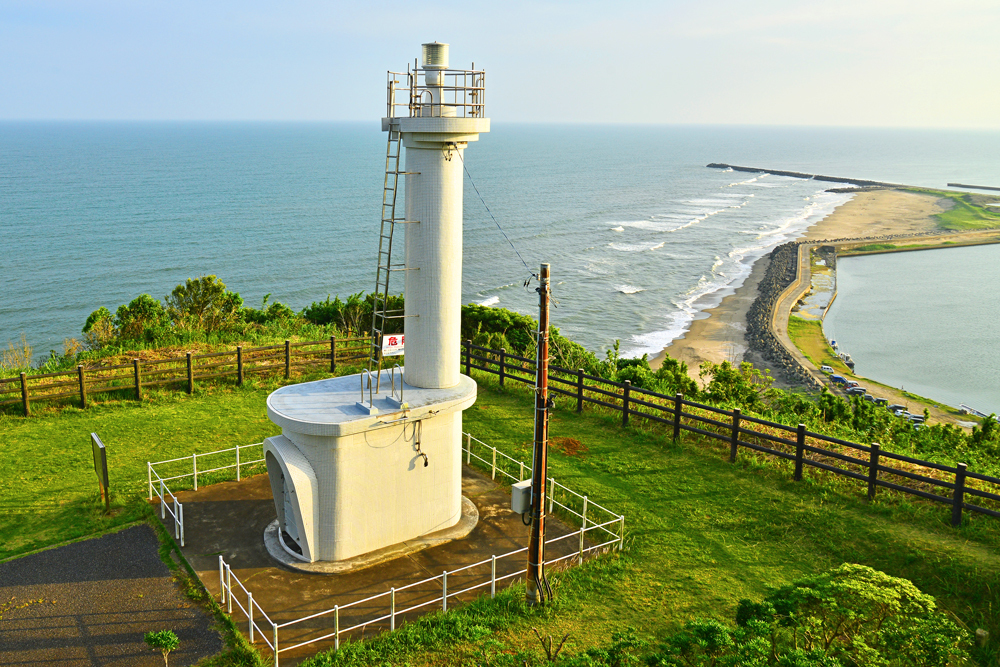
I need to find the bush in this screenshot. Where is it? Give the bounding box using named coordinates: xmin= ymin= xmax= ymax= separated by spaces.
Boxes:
xmin=648 ymin=564 xmax=970 ymax=667
xmin=165 ymin=275 xmax=243 ymax=332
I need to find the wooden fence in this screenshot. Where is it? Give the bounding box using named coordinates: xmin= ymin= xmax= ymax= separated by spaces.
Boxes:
xmin=463 ymin=341 xmax=1000 ymax=527
xmin=0 ymin=336 xmax=369 ymax=416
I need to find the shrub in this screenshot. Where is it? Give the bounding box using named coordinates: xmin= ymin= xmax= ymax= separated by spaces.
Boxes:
xmin=165 ymin=275 xmax=243 ymax=332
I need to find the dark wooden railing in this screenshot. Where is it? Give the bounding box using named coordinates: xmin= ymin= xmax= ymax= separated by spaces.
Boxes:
xmin=463 ymin=340 xmax=1000 ymax=527
xmin=0 ymin=336 xmax=368 ymax=416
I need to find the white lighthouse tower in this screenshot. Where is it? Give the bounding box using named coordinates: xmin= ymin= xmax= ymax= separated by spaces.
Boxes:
xmin=260 ymin=43 xmax=489 ymax=568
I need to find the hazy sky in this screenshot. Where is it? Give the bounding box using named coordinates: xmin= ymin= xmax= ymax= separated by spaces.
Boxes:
xmin=2 ymin=0 xmax=998 ymax=127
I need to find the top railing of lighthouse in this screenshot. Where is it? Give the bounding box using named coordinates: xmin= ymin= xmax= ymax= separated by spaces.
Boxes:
xmin=386 ymin=42 xmax=485 ymax=120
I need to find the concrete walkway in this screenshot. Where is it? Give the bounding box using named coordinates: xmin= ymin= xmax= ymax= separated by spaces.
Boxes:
xmin=168 ymin=465 xmax=590 ymax=666
xmin=0 ymin=524 xmax=221 ymax=667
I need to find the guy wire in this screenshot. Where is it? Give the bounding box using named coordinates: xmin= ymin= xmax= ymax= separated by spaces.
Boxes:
xmin=455 ymin=149 xmax=537 ymax=285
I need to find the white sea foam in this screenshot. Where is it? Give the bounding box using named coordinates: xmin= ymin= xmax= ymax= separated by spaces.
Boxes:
xmin=478 ymin=296 xmax=500 ymax=307
xmin=609 ymin=240 xmax=665 ymax=252
xmin=611 ymin=225 xmax=625 ymax=232
xmin=622 ymin=188 xmax=853 ymax=359
xmin=616 ymin=285 xmax=644 ymax=294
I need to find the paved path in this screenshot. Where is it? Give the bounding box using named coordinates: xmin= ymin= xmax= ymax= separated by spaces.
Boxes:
xmin=0 ymin=524 xmax=221 ymax=666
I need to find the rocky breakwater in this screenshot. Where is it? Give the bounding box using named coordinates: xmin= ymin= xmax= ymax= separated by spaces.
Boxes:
xmin=706 ymin=164 xmax=905 ymax=189
xmin=744 ymin=242 xmax=824 ymax=390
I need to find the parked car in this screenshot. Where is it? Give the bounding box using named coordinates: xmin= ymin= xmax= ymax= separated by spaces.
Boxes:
xmin=820 ymin=365 xmax=834 ymax=374
xmin=846 ymin=380 xmax=861 ymax=389
xmin=830 ymin=375 xmax=848 ymax=385
xmin=906 ymin=414 xmax=925 ymax=424
xmin=846 ymin=386 xmax=867 ymax=396
xmin=863 ymin=394 xmax=876 ymax=403
xmin=887 ymin=404 xmax=906 ymax=413
xmin=873 ymin=398 xmax=888 ymax=406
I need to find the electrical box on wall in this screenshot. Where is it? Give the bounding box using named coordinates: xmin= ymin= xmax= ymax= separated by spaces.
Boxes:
xmin=511 ymin=479 xmax=532 ymax=514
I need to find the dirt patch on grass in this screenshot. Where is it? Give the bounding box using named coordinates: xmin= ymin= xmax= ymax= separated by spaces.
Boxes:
xmin=550 ymin=437 xmax=588 ymax=457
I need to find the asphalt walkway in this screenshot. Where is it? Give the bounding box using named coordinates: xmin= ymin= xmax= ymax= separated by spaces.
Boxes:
xmin=0 ymin=524 xmax=221 ymax=666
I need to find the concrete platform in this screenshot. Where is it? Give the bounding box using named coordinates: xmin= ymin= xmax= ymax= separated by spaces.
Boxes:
xmin=263 ymin=495 xmax=480 ymax=574
xmin=165 ymin=465 xmax=585 ymax=666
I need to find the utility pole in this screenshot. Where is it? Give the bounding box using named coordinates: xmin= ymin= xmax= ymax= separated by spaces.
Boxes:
xmin=527 ymin=263 xmax=551 ymax=605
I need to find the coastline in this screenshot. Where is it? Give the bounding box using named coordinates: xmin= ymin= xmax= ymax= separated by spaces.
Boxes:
xmin=651 ymin=189 xmax=947 ymax=382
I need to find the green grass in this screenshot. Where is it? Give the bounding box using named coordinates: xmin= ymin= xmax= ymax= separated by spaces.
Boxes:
xmin=786 ymin=317 xmax=851 ymax=375
xmin=848 ymin=243 xmax=899 ymax=252
xmin=906 ymin=187 xmax=1000 ymax=231
xmin=5 ymin=369 xmax=1000 ymax=665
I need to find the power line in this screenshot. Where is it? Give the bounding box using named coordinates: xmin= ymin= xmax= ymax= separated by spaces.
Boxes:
xmin=456 ymin=149 xmax=537 ymax=285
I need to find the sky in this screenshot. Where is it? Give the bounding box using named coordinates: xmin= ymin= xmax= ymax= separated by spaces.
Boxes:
xmin=2 ymin=0 xmax=998 ymax=127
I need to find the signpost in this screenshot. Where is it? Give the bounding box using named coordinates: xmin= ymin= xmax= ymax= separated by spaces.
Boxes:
xmin=381 ymin=334 xmax=405 ymax=357
xmin=91 ymin=433 xmax=110 ymax=513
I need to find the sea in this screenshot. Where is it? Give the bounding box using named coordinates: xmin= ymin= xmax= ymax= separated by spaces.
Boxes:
xmin=3 ymin=122 xmax=1000 ymax=408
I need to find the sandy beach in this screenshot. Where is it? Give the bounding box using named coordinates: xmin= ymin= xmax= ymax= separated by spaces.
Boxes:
xmin=650 ymin=189 xmax=947 ymax=379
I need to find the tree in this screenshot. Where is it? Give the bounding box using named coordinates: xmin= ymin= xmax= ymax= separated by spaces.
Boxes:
xmin=144 ymin=629 xmax=179 ymax=667
xmin=114 ymin=294 xmax=169 ymax=342
xmin=165 ymin=276 xmax=243 ymax=332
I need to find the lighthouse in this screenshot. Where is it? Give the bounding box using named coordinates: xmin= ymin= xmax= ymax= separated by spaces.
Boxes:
xmin=260 ymin=43 xmax=489 ymax=567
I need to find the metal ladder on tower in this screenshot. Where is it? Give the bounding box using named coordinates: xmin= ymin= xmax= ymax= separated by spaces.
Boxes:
xmin=366 ymin=116 xmax=413 ymax=394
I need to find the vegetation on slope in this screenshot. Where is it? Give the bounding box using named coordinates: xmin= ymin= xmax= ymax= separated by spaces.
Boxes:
xmin=905 ymin=188 xmax=1000 ymax=231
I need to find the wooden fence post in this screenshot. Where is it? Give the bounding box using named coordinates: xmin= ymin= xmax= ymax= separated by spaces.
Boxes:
xmin=729 ymin=408 xmax=741 ymax=463
xmin=952 ymin=463 xmax=968 ymax=527
xmin=622 ymin=380 xmax=631 ymax=428
xmin=330 ymin=336 xmax=337 ymax=374
xmin=867 ymin=443 xmax=881 ymax=501
xmin=465 ymin=340 xmax=472 ymax=376
xmin=284 ymin=340 xmax=291 ymax=379
xmin=576 ymin=369 xmax=584 ymax=413
xmin=20 ymin=372 xmax=30 ymax=416
xmin=133 ymin=359 xmax=142 ymax=401
xmin=237 ymin=346 xmax=244 ymax=385
xmin=673 ymin=393 xmax=683 ymax=441
xmin=77 ymin=365 xmax=88 ymax=409
xmin=498 ymin=348 xmax=505 ymax=388
xmin=794 ymin=424 xmax=805 ymax=481
xmin=186 ymin=353 xmax=194 ymax=394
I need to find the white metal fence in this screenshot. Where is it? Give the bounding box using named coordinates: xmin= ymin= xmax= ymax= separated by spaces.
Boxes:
xmin=147 ymin=442 xmax=266 ymax=547
xmin=147 ymin=434 xmax=625 ymax=666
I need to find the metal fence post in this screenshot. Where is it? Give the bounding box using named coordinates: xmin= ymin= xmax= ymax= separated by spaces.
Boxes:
xmin=491 ymin=446 xmax=497 ymax=480
xmin=186 ymin=352 xmax=194 ymax=394
xmin=334 ymin=605 xmax=339 ymax=651
xmin=465 ymin=340 xmax=472 ymax=376
xmin=673 ymin=393 xmax=683 ymax=441
xmin=619 ymin=515 xmax=625 ymax=551
xmin=466 ymin=433 xmax=472 ymax=464
xmin=442 ymin=571 xmax=448 ymax=611
xmin=174 ymin=498 xmax=179 ymax=539
xmin=390 ymin=587 xmax=396 ymax=631
xmin=133 ymin=359 xmax=142 ymax=400
xmin=148 ymin=463 xmax=153 ymax=501
xmin=219 ymin=556 xmax=226 ymax=605
xmin=179 ymin=502 xmax=185 ymax=547
xmin=330 ymin=335 xmax=337 ymax=374
xmin=236 ymin=445 xmax=241 ymax=482
xmin=78 ymin=365 xmax=87 ymax=408
xmin=193 ymin=453 xmax=198 ymax=491
xmin=519 ymin=461 xmax=524 ymax=481
xmin=576 ymin=369 xmax=584 ymax=413
xmin=490 ymin=555 xmax=496 ymax=598
xmin=867 ymin=443 xmax=881 ymax=501
xmin=549 ymin=477 xmax=555 ymax=513
xmin=729 ymin=408 xmax=741 ymax=463
xmin=794 ymin=424 xmax=806 ymax=481
xmin=579 ymin=495 xmax=588 ymax=564
xmin=273 ymin=622 xmax=279 ymax=667
xmin=226 ymin=563 xmax=232 ymax=613
xmin=248 ymin=591 xmax=254 ymax=642
xmin=622 ymin=380 xmax=631 ymax=427
xmin=498 ymin=348 xmax=506 ymax=388
xmin=160 ymin=480 xmax=165 ymax=519
xmin=952 ymin=463 xmax=968 ymax=527
xmin=237 ymin=346 xmax=244 ymax=385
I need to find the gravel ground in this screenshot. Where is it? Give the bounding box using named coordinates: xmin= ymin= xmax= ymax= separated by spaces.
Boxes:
xmin=0 ymin=524 xmax=222 ymax=666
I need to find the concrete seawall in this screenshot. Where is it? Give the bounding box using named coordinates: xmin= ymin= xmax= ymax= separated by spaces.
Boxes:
xmin=707 ymin=163 xmax=906 ymax=189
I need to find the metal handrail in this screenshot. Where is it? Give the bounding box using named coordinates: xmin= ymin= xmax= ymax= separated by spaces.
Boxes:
xmin=386 ymin=67 xmax=486 ymax=119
